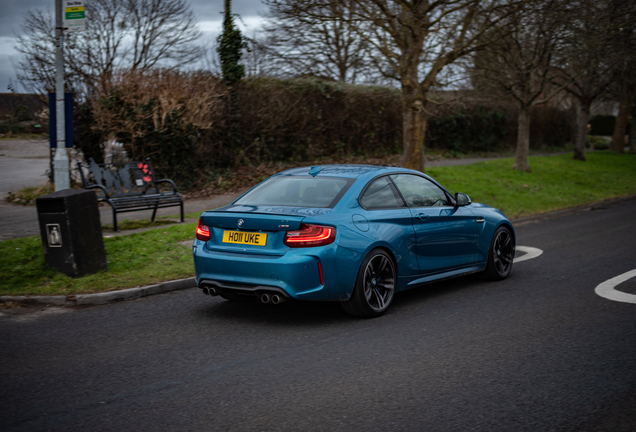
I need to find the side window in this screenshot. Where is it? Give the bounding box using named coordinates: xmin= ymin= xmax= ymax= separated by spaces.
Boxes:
xmin=360 ymin=176 xmax=405 ymax=210
xmin=390 ymin=174 xmax=450 ymax=208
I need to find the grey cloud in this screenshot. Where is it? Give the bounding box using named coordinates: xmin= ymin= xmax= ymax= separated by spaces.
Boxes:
xmin=0 ymin=0 xmax=267 ymax=92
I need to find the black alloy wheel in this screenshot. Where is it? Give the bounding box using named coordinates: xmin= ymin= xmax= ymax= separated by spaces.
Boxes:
xmin=342 ymin=248 xmax=396 ymax=317
xmin=484 ymin=226 xmax=514 ymax=280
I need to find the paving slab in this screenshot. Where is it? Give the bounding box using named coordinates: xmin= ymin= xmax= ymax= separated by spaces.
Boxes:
xmin=0 ymin=138 xmax=50 ymax=200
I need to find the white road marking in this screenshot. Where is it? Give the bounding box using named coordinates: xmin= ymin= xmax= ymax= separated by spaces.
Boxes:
xmin=594 ymin=269 xmax=636 ymax=304
xmin=514 ymin=246 xmax=544 ymax=263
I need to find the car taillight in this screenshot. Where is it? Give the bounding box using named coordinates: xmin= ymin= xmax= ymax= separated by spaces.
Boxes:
xmin=284 ymin=224 xmax=336 ymax=248
xmin=196 ymin=218 xmax=211 ymax=241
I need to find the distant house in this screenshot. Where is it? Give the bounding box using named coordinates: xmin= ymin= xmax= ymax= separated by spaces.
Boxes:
xmin=0 ymin=93 xmax=46 ymax=120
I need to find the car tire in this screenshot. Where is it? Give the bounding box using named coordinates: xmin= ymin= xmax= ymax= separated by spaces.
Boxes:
xmin=341 ymin=248 xmax=396 ymax=318
xmin=483 ymin=225 xmax=514 ymax=280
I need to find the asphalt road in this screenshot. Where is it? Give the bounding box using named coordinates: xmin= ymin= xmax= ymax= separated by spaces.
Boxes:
xmin=1 ymin=198 xmax=635 ymax=431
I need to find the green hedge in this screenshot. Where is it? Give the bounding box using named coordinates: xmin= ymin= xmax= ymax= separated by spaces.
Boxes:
xmin=590 ymin=115 xmax=616 ymax=135
xmin=427 ymin=106 xmax=509 ymax=152
xmin=90 ymin=75 xmax=575 ymax=188
xmin=589 ymin=114 xmax=632 ymax=136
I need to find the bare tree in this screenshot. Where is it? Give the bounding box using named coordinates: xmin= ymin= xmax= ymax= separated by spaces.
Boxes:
xmin=472 ymin=0 xmax=568 ymax=171
xmin=262 ymin=0 xmax=373 ymax=83
xmin=607 ymin=0 xmax=636 ymax=153
xmin=267 ymin=0 xmax=524 ymax=171
xmin=240 ymin=32 xmax=275 ymax=78
xmin=550 ymin=0 xmax=615 ymax=161
xmin=14 ymin=0 xmax=202 ymax=97
xmin=13 ymin=9 xmax=60 ymax=94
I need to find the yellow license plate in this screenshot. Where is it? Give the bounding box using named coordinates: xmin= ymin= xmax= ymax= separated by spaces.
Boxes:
xmin=222 ymin=230 xmax=267 ymax=246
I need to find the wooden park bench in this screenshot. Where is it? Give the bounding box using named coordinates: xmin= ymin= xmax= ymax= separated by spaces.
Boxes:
xmin=77 ymin=158 xmax=184 ymax=232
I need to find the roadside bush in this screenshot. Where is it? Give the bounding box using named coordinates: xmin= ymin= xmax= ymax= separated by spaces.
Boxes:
xmin=0 ymin=105 xmax=34 ymax=135
xmin=0 ymin=121 xmax=27 ymax=135
xmin=229 ymin=77 xmax=402 ymax=165
xmin=94 ymin=69 xmax=226 ymax=188
xmin=84 ymin=69 xmax=575 ymax=189
xmin=427 ymin=105 xmax=509 ymax=152
xmin=74 ymin=102 xmax=106 ymax=164
xmin=11 ymin=105 xmax=34 ymax=121
xmin=587 ymin=135 xmax=610 ymax=150
xmin=589 ymin=115 xmax=616 ymax=136
xmin=529 ymin=105 xmax=572 ymax=148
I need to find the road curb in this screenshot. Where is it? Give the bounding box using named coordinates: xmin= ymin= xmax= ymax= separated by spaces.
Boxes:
xmin=0 ymin=277 xmax=196 ymax=307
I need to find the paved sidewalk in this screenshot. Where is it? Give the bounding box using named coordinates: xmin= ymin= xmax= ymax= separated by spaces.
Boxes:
xmin=0 ymin=192 xmax=246 ymax=241
xmin=0 ymin=138 xmax=50 ymax=201
xmin=0 ymin=138 xmax=248 ymax=240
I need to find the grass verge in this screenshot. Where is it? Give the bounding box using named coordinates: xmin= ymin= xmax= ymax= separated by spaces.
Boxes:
xmin=1 ymin=224 xmax=195 ymax=296
xmin=5 ymin=183 xmax=55 ymax=205
xmin=1 ymin=151 xmax=635 ymax=296
xmin=428 ymin=152 xmax=636 ymax=219
xmin=101 ymin=218 xmax=179 ymax=232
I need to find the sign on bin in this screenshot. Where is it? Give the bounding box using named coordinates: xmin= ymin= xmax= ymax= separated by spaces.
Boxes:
xmin=46 ymin=224 xmax=63 ymax=247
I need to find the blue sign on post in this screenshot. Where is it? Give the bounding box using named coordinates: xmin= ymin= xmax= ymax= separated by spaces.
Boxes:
xmin=48 ymin=93 xmax=73 ymax=148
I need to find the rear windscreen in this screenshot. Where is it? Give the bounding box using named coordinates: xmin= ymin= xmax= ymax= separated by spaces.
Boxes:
xmin=234 ymin=176 xmax=354 ymax=208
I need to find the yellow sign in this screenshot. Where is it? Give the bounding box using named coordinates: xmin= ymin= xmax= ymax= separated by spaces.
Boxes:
xmin=65 ymin=7 xmax=85 ymax=19
xmin=222 ymin=230 xmax=267 ymax=246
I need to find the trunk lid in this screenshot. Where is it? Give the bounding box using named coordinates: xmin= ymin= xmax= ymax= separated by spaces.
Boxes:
xmin=199 ymin=207 xmax=327 ymax=255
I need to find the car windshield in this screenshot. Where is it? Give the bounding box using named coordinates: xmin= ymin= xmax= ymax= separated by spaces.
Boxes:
xmin=234 ymin=176 xmax=354 ymax=208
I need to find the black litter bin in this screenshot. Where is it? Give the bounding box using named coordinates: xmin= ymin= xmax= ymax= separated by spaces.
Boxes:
xmin=36 ymin=189 xmax=107 ymax=277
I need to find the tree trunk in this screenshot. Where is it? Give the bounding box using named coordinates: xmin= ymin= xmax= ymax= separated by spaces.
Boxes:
xmin=401 ymin=98 xmax=427 ymax=172
xmin=630 ymin=102 xmax=636 ymax=154
xmin=573 ymin=100 xmax=590 ymax=161
xmin=513 ymin=106 xmax=532 ymax=172
xmin=610 ymin=96 xmax=632 ymax=152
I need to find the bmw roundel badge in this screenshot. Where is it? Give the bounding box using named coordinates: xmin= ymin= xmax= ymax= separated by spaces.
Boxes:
xmin=237 ymin=219 xmax=244 ymax=228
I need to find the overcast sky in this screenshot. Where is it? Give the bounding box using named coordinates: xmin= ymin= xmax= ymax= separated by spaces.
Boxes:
xmin=0 ymin=0 xmax=270 ymax=93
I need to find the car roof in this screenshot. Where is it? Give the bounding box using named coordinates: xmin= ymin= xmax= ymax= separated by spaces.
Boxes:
xmin=276 ymin=164 xmax=412 ymax=179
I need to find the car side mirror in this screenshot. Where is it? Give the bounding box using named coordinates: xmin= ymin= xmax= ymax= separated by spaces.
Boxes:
xmin=455 ymin=193 xmax=471 ymax=207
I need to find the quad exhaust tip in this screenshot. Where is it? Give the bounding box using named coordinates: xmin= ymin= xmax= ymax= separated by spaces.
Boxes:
xmin=271 ymin=294 xmax=287 ymax=304
xmin=205 ymin=288 xmax=286 ymax=303
xmin=202 ymin=286 xmax=218 ymax=296
xmin=261 ymin=293 xmax=287 ymax=304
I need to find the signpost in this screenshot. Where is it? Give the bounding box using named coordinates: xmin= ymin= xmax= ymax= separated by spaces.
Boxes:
xmin=53 ymin=0 xmax=85 ymax=191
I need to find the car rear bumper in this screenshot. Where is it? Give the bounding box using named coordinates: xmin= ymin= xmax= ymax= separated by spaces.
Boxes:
xmin=193 ymin=240 xmax=359 ymax=301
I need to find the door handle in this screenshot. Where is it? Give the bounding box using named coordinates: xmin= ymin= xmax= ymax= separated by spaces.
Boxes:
xmin=476 ymin=217 xmax=485 ymax=223
xmin=416 ymin=213 xmax=429 ymax=221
